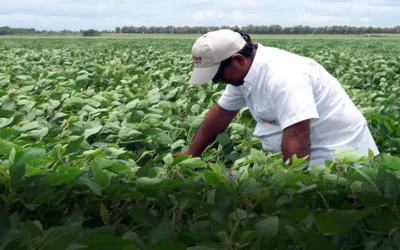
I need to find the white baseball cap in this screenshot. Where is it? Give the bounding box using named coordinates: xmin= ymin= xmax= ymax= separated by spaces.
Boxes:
xmin=189 ymin=29 xmax=247 ymax=85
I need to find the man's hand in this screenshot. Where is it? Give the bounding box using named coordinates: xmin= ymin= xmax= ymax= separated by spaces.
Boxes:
xmin=172 ymin=103 xmax=238 ymax=158
xmin=281 ymin=119 xmax=311 ymax=169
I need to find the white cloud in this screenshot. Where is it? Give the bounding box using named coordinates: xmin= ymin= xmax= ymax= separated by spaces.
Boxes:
xmin=229 ymin=10 xmax=266 ymax=23
xmin=305 ymin=0 xmax=400 ymax=14
xmin=0 ymin=0 xmax=399 ymax=30
xmin=191 ymin=10 xmax=224 ymax=21
xmin=360 ymin=17 xmax=371 ymax=22
xmin=0 ymin=13 xmax=84 ymax=29
xmin=295 ymin=13 xmax=351 ymax=24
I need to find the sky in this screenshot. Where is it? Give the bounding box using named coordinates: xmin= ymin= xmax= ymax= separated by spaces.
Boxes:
xmin=1 ymin=0 xmax=400 ymax=31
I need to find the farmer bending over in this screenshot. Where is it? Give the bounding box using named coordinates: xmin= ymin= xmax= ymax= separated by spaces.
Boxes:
xmin=175 ymin=29 xmax=379 ymax=169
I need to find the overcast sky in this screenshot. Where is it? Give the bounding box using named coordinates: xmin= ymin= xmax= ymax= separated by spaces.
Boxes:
xmin=1 ymin=0 xmax=400 ymax=31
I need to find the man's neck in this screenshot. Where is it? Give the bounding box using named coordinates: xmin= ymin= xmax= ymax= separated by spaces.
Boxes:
xmin=248 ymin=43 xmax=258 ymax=67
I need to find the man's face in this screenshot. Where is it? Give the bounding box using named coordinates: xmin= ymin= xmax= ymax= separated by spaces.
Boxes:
xmin=212 ymin=54 xmax=248 ymax=86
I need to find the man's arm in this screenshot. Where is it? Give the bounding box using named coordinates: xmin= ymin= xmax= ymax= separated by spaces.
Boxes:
xmin=282 ymin=119 xmax=311 ymax=165
xmin=266 ymin=72 xmax=319 ymax=168
xmin=175 ymin=103 xmax=239 ymax=157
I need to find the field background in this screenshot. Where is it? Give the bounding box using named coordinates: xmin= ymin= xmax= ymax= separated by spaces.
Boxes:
xmin=1 ymin=34 xmax=400 ymax=249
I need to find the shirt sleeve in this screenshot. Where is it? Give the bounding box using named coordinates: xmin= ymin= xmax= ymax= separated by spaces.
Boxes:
xmin=217 ymin=84 xmax=247 ymax=111
xmin=268 ymin=72 xmax=320 ymax=130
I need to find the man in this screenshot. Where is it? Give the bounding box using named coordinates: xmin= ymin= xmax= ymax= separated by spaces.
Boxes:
xmin=175 ymin=29 xmax=379 ymax=169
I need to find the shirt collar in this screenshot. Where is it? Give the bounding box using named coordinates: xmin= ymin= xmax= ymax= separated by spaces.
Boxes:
xmin=242 ymin=43 xmax=263 ymax=95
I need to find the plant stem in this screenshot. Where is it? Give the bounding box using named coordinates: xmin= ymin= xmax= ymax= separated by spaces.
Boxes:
xmin=317 ymin=191 xmax=330 ymax=209
xmin=389 ymin=227 xmax=400 ymax=238
xmin=362 ymin=229 xmax=389 ymax=235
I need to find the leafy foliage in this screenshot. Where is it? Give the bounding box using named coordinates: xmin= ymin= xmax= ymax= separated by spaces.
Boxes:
xmin=0 ymin=37 xmax=400 ymax=249
xmin=81 ymin=29 xmax=101 ymax=37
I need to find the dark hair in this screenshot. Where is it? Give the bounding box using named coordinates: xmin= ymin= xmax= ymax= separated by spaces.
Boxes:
xmin=219 ymin=29 xmax=256 ymax=68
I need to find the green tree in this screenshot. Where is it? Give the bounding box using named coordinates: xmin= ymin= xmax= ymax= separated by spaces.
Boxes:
xmin=81 ymin=29 xmax=100 ymax=36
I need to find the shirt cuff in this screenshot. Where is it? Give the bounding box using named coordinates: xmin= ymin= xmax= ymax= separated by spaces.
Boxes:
xmin=217 ymin=99 xmax=246 ymax=111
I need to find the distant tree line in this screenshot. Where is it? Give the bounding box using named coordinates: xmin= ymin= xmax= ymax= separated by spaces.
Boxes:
xmin=2 ymin=25 xmax=400 ymax=36
xmin=0 ymin=26 xmax=113 ymax=36
xmin=116 ymin=25 xmax=400 ymax=35
xmin=0 ymin=26 xmax=38 ymax=35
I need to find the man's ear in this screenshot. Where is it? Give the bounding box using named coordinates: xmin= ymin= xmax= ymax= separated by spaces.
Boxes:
xmin=231 ymin=54 xmax=246 ymax=66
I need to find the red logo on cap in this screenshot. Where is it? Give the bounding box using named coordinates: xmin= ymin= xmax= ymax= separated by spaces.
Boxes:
xmin=192 ymin=56 xmax=202 ymax=64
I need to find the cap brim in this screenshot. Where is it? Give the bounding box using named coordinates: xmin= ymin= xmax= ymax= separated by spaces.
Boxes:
xmin=189 ymin=63 xmax=220 ymax=85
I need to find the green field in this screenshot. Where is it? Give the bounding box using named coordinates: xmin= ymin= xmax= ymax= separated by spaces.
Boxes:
xmin=1 ymin=36 xmax=400 ymax=249
xmin=3 ymin=32 xmax=400 ymax=38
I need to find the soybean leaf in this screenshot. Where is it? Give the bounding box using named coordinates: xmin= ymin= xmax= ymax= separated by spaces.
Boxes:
xmin=19 ymin=220 xmax=43 ymax=240
xmin=315 ymin=209 xmax=374 ymax=233
xmin=216 ymin=131 xmax=230 ymax=146
xmin=84 ymin=125 xmax=103 ymax=139
xmin=0 ymin=206 xmax=10 ymax=245
xmin=77 ymin=234 xmax=137 ymax=250
xmin=255 ymin=216 xmax=279 ymax=237
xmin=379 ymin=154 xmax=400 ymax=170
xmin=136 ymin=177 xmax=164 ymax=192
xmin=149 ymin=217 xmax=177 ymax=244
xmin=304 ymin=232 xmax=336 ymax=250
xmin=41 ymin=226 xmax=81 ymax=250
xmin=66 ymin=136 xmax=84 ymax=154
xmin=180 ymin=158 xmax=206 ymax=169
xmin=334 ymin=147 xmax=367 ymax=164
xmin=270 ymin=172 xmax=308 ymax=188
xmin=209 ymin=207 xmax=228 ymax=231
xmin=163 ymin=153 xmax=173 ymax=166
xmin=251 ymin=148 xmax=266 ymax=165
xmin=286 ymin=226 xmax=304 ymax=244
xmin=81 ymin=178 xmax=102 ymax=196
xmin=0 ymin=139 xmax=20 ymax=156
xmin=153 ymin=132 xmax=173 ymax=145
xmin=376 ymin=168 xmax=400 ymax=200
xmin=188 ymin=243 xmax=228 ymax=250
xmin=148 ymin=243 xmax=186 ymax=250
xmin=92 ymin=164 xmax=109 ymax=187
xmin=0 ymin=117 xmax=15 ymax=128
xmin=214 ymin=183 xmax=233 ymax=212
